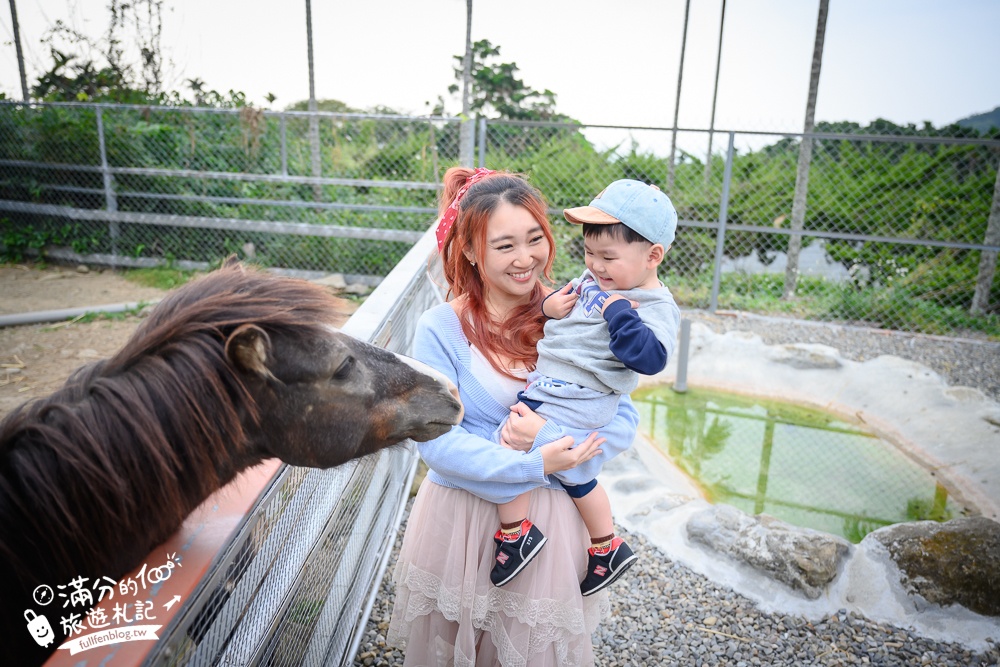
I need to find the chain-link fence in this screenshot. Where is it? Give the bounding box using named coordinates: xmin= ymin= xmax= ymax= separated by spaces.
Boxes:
xmin=1 ymin=102 xmax=996 ymax=661
xmin=1 ymin=101 xmax=998 ymax=339
xmin=480 ymin=119 xmax=1000 ymax=340
xmin=0 ymin=102 xmax=456 ymax=281
xmin=144 ymin=232 xmax=444 ymax=666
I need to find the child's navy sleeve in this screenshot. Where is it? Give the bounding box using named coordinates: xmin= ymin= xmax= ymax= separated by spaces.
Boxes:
xmin=603 ymin=300 xmax=668 ymax=375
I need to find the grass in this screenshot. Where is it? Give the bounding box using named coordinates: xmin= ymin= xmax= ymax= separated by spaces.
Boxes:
xmin=75 ymin=304 xmax=150 ymax=323
xmin=123 ymin=266 xmax=198 ymax=290
xmin=40 ymin=304 xmax=150 ymax=330
xmin=666 ymin=271 xmax=1000 ymax=341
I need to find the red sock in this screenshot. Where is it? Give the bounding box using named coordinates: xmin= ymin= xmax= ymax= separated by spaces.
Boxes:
xmin=500 ymin=519 xmax=524 ymax=542
xmin=591 ymin=533 xmax=614 ymax=555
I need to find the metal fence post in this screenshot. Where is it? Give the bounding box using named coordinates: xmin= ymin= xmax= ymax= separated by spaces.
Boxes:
xmin=672 ymin=318 xmax=692 ymax=393
xmin=477 ymin=117 xmax=487 ymax=168
xmin=279 ymin=114 xmax=288 ymax=177
xmin=96 ymin=106 xmax=119 ymax=267
xmin=459 ymin=118 xmax=475 ymax=167
xmin=709 ymin=131 xmax=735 ymax=312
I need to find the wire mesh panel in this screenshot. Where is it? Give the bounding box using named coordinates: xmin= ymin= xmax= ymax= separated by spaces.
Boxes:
xmin=0 ymin=102 xmax=456 ymax=278
xmin=479 ymin=119 xmax=1000 ymax=339
xmin=1 ymin=102 xmax=998 ymax=338
xmin=142 ymin=232 xmax=443 ymax=666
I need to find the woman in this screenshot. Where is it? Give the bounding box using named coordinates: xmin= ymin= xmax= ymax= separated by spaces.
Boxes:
xmin=387 ymin=167 xmax=640 ymax=666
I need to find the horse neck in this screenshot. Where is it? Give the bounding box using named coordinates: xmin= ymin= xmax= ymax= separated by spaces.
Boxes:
xmin=0 ymin=358 xmax=262 ymax=589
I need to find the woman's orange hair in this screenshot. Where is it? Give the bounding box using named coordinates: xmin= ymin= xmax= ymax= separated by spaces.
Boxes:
xmin=437 ymin=167 xmax=556 ymax=379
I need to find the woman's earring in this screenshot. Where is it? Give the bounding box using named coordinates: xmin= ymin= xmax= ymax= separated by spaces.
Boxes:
xmin=470 ymin=260 xmax=476 ymax=267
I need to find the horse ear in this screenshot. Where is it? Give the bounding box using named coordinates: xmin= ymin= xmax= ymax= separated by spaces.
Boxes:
xmin=222 ymin=254 xmax=243 ymax=271
xmin=225 ymin=324 xmax=278 ymax=382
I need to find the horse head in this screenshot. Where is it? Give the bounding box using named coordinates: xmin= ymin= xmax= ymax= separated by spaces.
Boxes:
xmin=224 ymin=321 xmax=462 ymax=467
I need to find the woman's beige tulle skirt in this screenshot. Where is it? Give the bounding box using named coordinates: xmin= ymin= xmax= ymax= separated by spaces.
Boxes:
xmin=388 ymin=481 xmax=610 ymax=667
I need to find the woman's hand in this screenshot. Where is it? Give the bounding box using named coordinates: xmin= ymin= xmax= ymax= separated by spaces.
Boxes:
xmin=500 ymin=402 xmax=546 ymax=451
xmin=539 ymin=432 xmax=605 ymax=475
xmin=541 ymin=282 xmax=577 ymax=319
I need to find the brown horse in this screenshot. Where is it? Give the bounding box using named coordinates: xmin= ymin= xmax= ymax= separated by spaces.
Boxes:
xmin=0 ymin=261 xmax=462 ymax=665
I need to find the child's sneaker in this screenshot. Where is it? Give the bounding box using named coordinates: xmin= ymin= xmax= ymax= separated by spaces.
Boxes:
xmin=580 ymin=537 xmax=637 ymax=596
xmin=490 ymin=520 xmax=547 ymax=587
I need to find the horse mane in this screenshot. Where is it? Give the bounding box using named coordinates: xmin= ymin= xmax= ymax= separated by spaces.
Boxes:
xmin=0 ymin=263 xmax=348 ymax=581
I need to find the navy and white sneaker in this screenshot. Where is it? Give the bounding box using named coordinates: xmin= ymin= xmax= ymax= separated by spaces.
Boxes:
xmin=490 ymin=520 xmax=547 ymax=587
xmin=580 ymin=537 xmax=637 ymax=596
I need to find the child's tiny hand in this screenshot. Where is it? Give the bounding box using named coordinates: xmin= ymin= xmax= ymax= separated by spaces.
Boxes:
xmin=501 ymin=402 xmax=545 ymax=450
xmin=601 ymin=294 xmax=639 ymax=315
xmin=541 ymin=283 xmax=577 ymax=319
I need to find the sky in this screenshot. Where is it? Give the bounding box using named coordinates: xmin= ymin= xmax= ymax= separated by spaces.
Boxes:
xmin=2 ymin=0 xmax=999 ymax=137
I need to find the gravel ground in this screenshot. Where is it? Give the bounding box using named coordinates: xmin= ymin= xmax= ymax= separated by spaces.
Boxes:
xmin=352 ymin=311 xmax=1000 ymax=666
xmin=355 ymin=515 xmax=999 ymax=667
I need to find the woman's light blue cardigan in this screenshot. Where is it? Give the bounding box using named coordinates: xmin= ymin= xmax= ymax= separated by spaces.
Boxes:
xmin=412 ymin=303 xmax=640 ymax=505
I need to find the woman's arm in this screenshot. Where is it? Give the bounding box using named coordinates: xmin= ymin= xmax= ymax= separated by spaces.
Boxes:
xmin=411 ymin=309 xmax=549 ymax=501
xmin=530 ymin=395 xmax=640 ymax=485
xmin=415 ymin=426 xmax=546 ymax=487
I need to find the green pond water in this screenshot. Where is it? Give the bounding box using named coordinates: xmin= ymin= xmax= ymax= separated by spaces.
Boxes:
xmin=631 ymin=386 xmax=966 ymax=543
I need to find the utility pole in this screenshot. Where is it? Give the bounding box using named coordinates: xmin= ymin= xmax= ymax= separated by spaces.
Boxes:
xmin=458 ymin=0 xmax=475 ymax=167
xmin=9 ymin=0 xmax=29 ymax=101
xmin=783 ymin=0 xmax=830 ymax=299
xmin=667 ymin=0 xmax=691 ymax=191
xmin=306 ymin=0 xmax=322 ymax=201
xmin=704 ymin=0 xmax=727 ymax=184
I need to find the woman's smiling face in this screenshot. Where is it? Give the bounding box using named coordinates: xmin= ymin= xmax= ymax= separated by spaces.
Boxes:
xmin=474 ymin=201 xmax=550 ymax=309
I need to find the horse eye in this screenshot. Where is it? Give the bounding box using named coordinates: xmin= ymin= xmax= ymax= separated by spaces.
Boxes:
xmin=332 ymin=356 xmax=355 ymax=380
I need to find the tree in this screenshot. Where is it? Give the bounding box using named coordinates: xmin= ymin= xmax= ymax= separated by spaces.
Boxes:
xmin=8 ymin=0 xmax=29 ymax=100
xmin=30 ymin=0 xmax=169 ymax=103
xmin=107 ymin=0 xmax=166 ymax=95
xmin=32 ymin=48 xmax=134 ymax=102
xmin=448 ymin=39 xmax=567 ymax=122
xmin=783 ymin=0 xmax=829 ymax=299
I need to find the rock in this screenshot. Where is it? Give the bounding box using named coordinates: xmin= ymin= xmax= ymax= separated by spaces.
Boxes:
xmin=686 ymin=504 xmax=851 ymax=599
xmin=76 ymin=264 xmax=90 ymax=273
xmin=765 ymin=343 xmax=842 ymax=370
xmin=626 ymin=495 xmax=689 ymax=523
xmin=314 ymin=273 xmax=347 ymax=290
xmin=871 ymin=516 xmax=1000 ymax=617
xmin=943 ymin=386 xmax=986 ymax=403
xmin=611 ymin=475 xmax=663 ymax=494
xmin=344 ymin=282 xmax=371 ymax=296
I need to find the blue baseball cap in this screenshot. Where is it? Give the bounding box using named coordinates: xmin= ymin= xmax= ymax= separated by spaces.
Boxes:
xmin=563 ymin=179 xmax=677 ymax=247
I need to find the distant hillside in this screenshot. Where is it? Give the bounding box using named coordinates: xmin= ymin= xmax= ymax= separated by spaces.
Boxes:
xmin=955 ymin=106 xmax=1000 ymax=133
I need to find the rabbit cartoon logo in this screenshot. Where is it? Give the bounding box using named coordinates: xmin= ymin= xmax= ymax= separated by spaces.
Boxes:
xmin=24 ymin=609 xmax=55 ymax=647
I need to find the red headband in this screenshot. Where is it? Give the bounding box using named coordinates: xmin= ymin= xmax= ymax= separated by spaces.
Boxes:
xmin=435 ymin=168 xmax=497 ymax=252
